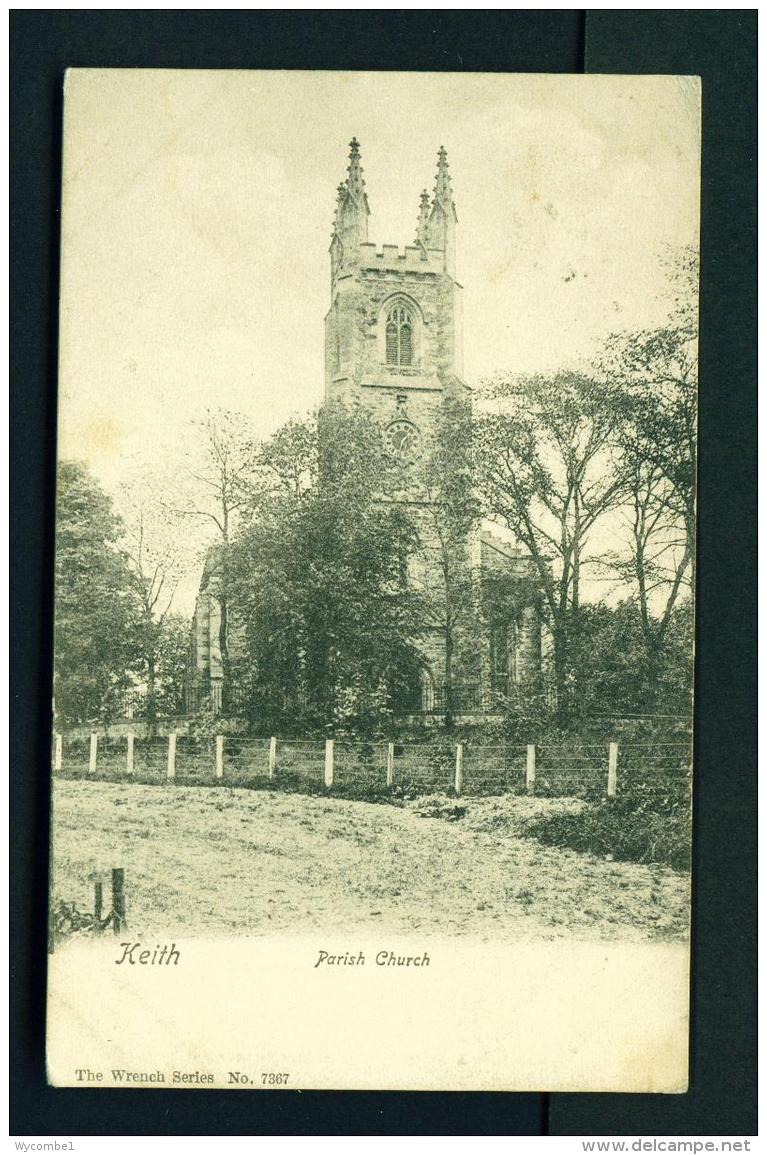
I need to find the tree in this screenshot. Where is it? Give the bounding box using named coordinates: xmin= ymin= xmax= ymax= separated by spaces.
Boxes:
xmin=416 ymin=396 xmax=483 ymax=729
xmin=605 ymin=247 xmax=697 ymax=568
xmin=567 ymin=599 xmax=693 ymax=719
xmin=168 ymin=408 xmax=259 ymax=707
xmin=254 ymin=414 xmax=318 ymax=503
xmin=228 ymin=406 xmax=423 ymax=734
xmin=116 ymin=476 xmax=189 ymax=733
xmin=602 ymin=458 xmax=692 ymax=710
xmin=602 ymin=247 xmax=697 ymax=707
xmin=478 ymin=371 xmax=627 ymax=719
xmin=150 ymin=612 xmax=191 ymax=717
xmin=53 ymin=462 xmax=141 ymax=725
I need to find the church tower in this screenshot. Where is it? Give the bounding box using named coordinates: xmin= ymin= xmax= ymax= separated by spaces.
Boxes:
xmin=325 ymin=139 xmax=465 ymax=448
xmin=187 ymin=140 xmax=542 ymax=719
xmin=324 ymin=141 xmax=541 ymax=714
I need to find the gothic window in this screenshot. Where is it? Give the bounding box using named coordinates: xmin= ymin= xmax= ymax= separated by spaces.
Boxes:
xmin=385 ymin=303 xmax=414 ymax=367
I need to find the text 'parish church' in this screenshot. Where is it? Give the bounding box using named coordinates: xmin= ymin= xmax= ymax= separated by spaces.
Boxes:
xmin=189 ymin=140 xmax=542 ymax=718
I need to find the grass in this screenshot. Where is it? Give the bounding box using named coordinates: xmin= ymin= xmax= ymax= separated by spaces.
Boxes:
xmin=51 ymin=778 xmax=690 ymax=943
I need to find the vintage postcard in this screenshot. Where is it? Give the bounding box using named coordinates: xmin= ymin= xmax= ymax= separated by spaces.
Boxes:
xmin=47 ymin=69 xmax=699 ymax=1091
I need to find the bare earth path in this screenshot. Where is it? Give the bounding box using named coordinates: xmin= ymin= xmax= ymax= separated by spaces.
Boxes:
xmin=52 ymin=779 xmax=689 ymax=941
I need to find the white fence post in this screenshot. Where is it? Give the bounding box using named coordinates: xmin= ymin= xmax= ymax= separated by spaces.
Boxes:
xmin=454 ymin=743 xmax=464 ymax=796
xmin=386 ymin=742 xmax=395 ymax=788
xmin=126 ymin=733 xmax=134 ymax=775
xmin=167 ymin=732 xmax=177 ymax=780
xmin=215 ymin=735 xmax=224 ymax=780
xmin=526 ymin=744 xmax=536 ymax=794
xmin=89 ymin=733 xmax=98 ymax=774
xmin=54 ymin=733 xmax=62 ymax=772
xmin=607 ymin=742 xmax=619 ymax=799
xmin=268 ymin=736 xmax=277 ymax=780
xmin=324 ymin=739 xmax=334 ymax=789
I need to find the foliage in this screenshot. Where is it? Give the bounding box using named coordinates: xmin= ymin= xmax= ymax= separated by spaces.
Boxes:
xmin=567 ymin=599 xmax=693 ymax=720
xmin=186 ymin=699 xmax=221 ymax=741
xmin=50 ymin=898 xmax=102 ymax=941
xmin=331 ymin=679 xmax=395 ymax=737
xmin=521 ymin=781 xmax=691 ymax=872
xmin=169 ymin=407 xmax=261 ymax=708
xmin=116 ymin=477 xmax=191 ymax=729
xmin=497 ymin=678 xmax=555 ymax=744
xmin=603 ymin=247 xmax=697 ymax=561
xmin=255 ymin=414 xmax=318 ymax=502
xmin=150 ymin=613 xmax=191 ymax=717
xmin=228 ymin=405 xmax=425 ymax=735
xmin=477 ymin=370 xmax=627 ymax=719
xmin=599 ymin=247 xmax=698 ymax=706
xmin=54 ymin=462 xmax=142 ymax=725
xmin=172 ymin=407 xmax=260 ymax=543
xmin=416 ymin=396 xmax=483 ymax=728
xmin=413 ymin=795 xmax=467 ymax=821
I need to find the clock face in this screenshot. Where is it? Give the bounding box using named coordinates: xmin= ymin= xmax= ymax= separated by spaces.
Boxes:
xmin=384 ymin=419 xmax=422 ymax=464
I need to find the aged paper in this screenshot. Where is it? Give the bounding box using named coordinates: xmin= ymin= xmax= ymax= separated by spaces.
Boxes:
xmin=48 ymin=70 xmax=699 ymax=1091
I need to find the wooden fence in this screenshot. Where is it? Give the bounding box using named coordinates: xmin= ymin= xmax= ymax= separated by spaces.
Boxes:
xmin=51 ymin=732 xmax=692 ymax=800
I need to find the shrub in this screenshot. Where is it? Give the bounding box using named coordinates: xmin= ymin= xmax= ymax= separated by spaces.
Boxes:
xmin=521 ymin=782 xmax=691 ymax=871
xmin=50 ymin=898 xmax=100 ymax=942
xmin=413 ymin=795 xmax=467 ymax=822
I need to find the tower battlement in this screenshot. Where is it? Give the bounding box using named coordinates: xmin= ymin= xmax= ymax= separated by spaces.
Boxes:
xmin=331 ymin=140 xmax=458 ymax=286
xmin=357 ymin=242 xmax=446 ymax=274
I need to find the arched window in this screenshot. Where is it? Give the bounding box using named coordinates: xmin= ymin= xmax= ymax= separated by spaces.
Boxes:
xmin=385 ymin=304 xmax=414 ymax=367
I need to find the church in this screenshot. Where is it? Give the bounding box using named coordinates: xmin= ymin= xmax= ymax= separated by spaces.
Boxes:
xmin=188 ymin=140 xmax=542 ymax=719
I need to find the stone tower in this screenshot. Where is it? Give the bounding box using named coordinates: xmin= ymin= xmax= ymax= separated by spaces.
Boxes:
xmin=326 ymin=139 xmax=464 ymax=441
xmin=188 ymin=140 xmax=542 ymax=718
xmin=324 ymin=140 xmax=541 ymax=713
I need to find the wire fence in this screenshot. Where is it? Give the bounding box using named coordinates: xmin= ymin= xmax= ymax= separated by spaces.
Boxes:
xmin=51 ymin=730 xmax=692 ymax=801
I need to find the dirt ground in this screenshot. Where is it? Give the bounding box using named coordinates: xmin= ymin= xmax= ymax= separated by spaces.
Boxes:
xmin=51 ymin=778 xmax=690 ymax=941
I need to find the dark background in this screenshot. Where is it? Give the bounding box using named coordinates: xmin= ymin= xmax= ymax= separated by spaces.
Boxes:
xmin=10 ymin=10 xmax=757 ymax=1138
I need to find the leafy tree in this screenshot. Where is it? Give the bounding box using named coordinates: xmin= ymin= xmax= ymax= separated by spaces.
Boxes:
xmin=254 ymin=414 xmax=318 ymax=503
xmin=53 ymin=462 xmax=141 ymax=725
xmin=416 ymin=396 xmax=482 ymax=729
xmin=228 ymin=406 xmax=423 ymax=734
xmin=601 ymin=247 xmax=697 ymax=707
xmin=478 ymin=371 xmax=626 ymax=719
xmin=605 ymin=247 xmax=697 ymax=567
xmin=150 ymin=612 xmax=191 ymax=717
xmin=567 ymin=599 xmax=693 ymax=719
xmin=602 ymin=459 xmax=692 ymax=710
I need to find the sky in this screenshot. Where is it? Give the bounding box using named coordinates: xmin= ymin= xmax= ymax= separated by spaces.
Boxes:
xmin=57 ymin=70 xmax=700 ymax=610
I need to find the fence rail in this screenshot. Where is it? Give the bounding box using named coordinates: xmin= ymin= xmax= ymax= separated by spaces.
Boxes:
xmin=52 ymin=731 xmax=692 ymax=800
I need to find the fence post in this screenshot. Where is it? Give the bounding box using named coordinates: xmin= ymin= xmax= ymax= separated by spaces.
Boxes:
xmin=454 ymin=743 xmax=464 ymax=796
xmin=126 ymin=733 xmax=134 ymax=775
xmin=268 ymin=736 xmax=277 ymax=780
xmin=386 ymin=742 xmax=395 ymax=788
xmin=215 ymin=735 xmax=224 ymax=780
xmin=94 ymin=879 xmax=103 ymax=925
xmin=607 ymin=742 xmax=619 ymax=799
xmin=324 ymin=739 xmax=334 ymax=789
xmin=167 ymin=733 xmax=177 ymax=780
xmin=89 ymin=733 xmax=98 ymax=774
xmin=54 ymin=733 xmax=62 ymax=771
xmin=111 ymin=868 xmax=126 ymax=934
xmin=526 ymin=744 xmax=536 ymax=794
